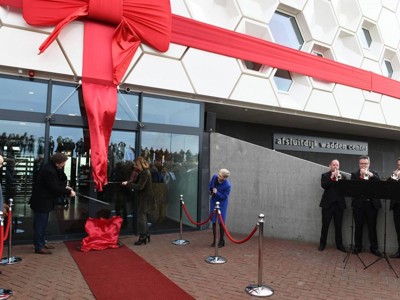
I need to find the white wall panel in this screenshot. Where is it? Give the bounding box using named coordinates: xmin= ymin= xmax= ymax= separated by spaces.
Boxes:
xmin=333 ymin=84 xmax=364 ymax=119
xmin=381 ymin=95 xmax=400 ymax=126
xmin=302 ymin=0 xmax=338 ymax=45
xmin=358 ymin=0 xmax=382 ymax=22
xmin=359 ymin=101 xmax=386 ymax=124
xmin=182 ymin=49 xmax=241 ymax=98
xmin=184 ymin=0 xmax=242 ymax=30
xmin=171 ymin=0 xmax=191 ymax=17
xmin=330 ymin=0 xmax=362 ymax=33
xmin=304 ymin=90 xmax=340 ymax=117
xmin=57 ymin=22 xmax=84 ymax=78
xmin=378 ymin=8 xmax=400 ymax=49
xmin=0 ymin=27 xmax=73 ymax=75
xmin=125 ymin=54 xmax=194 ymax=93
xmin=236 ymin=0 xmax=278 ymax=24
xmin=230 ymin=74 xmax=279 ymax=106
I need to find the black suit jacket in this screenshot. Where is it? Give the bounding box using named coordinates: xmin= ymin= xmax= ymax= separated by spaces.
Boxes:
xmin=350 ymin=170 xmax=382 ymax=209
xmin=320 ymin=171 xmax=347 ymax=209
xmin=387 ymin=176 xmax=400 ymax=210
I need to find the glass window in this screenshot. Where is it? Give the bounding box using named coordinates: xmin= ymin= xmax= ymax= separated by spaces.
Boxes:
xmin=273 ymin=69 xmax=293 ymax=92
xmin=269 ymin=11 xmax=304 ymax=50
xmin=143 ymin=96 xmax=200 ymax=127
xmin=0 ymin=120 xmax=45 ymax=240
xmin=51 ymin=83 xmax=82 ymax=116
xmin=383 ymin=60 xmax=393 ymax=78
xmin=0 ymin=77 xmax=47 ymax=112
xmin=361 ymin=28 xmax=372 ymax=48
xmin=141 ymin=132 xmax=199 ymax=229
xmin=244 ymin=61 xmax=263 ymax=71
xmin=116 ymin=91 xmax=139 ymax=121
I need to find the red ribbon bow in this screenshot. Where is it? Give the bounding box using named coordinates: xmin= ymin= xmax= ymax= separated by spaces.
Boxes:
xmin=22 ymin=0 xmax=172 ymax=85
xmin=11 ymin=0 xmax=172 ymax=191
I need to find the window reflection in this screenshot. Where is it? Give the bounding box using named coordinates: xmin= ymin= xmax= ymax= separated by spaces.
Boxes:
xmin=0 ymin=77 xmax=47 ymax=112
xmin=270 ymin=11 xmax=304 ymax=50
xmin=143 ymin=95 xmax=200 ymax=127
xmin=51 ymin=83 xmax=82 ymax=116
xmin=0 ymin=120 xmax=45 ymax=239
xmin=141 ymin=132 xmax=199 ymax=227
xmin=116 ymin=91 xmax=139 ymax=121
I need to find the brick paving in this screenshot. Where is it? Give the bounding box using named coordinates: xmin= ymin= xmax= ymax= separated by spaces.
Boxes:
xmin=1 ymin=229 xmax=400 ymax=299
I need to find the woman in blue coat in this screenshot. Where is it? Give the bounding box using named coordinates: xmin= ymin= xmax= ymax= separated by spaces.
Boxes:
xmin=209 ymin=168 xmax=231 ymax=248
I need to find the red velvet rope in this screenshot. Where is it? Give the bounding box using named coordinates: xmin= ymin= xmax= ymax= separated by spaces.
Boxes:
xmin=3 ymin=210 xmax=11 ymax=241
xmin=218 ymin=213 xmax=258 ymax=244
xmin=0 ymin=217 xmax=4 ymax=257
xmin=182 ymin=203 xmax=215 ymax=226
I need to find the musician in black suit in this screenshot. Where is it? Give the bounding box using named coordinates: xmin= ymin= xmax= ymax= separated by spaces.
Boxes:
xmin=318 ymin=159 xmax=347 ymax=252
xmin=351 ymin=155 xmax=382 ymax=257
xmin=388 ymin=158 xmax=400 ymax=258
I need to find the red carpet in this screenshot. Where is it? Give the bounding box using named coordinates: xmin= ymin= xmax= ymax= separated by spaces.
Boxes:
xmin=65 ymin=241 xmax=194 ymax=300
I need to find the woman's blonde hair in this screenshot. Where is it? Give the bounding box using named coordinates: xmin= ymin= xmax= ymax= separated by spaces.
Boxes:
xmin=134 ymin=156 xmax=149 ymax=171
xmin=219 ymin=168 xmax=230 ymax=178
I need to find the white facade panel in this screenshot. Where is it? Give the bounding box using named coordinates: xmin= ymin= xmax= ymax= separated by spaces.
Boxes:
xmin=182 ymin=49 xmax=241 ymax=98
xmin=230 ymin=74 xmax=279 ymax=106
xmin=0 ymin=1 xmax=400 ymax=133
xmin=359 ymin=101 xmax=386 ymax=124
xmin=0 ymin=27 xmax=73 ymax=76
xmin=333 ymin=84 xmax=365 ymax=120
xmin=304 ymin=90 xmax=340 ymax=117
xmin=125 ymin=54 xmax=194 ymax=93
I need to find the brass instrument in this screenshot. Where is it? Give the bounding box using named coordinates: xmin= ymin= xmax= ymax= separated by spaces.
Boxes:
xmin=363 ymin=168 xmax=370 ymax=180
xmin=334 ymin=168 xmax=342 ymax=181
xmin=391 ymin=170 xmax=400 ymax=181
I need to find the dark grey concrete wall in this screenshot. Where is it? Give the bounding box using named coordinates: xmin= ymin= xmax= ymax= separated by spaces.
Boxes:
xmin=210 ymin=133 xmax=397 ymax=252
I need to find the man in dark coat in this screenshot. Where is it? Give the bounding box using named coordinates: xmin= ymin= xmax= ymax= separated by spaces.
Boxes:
xmin=351 ymin=155 xmax=382 ymax=257
xmin=388 ymin=157 xmax=400 ymax=258
xmin=318 ymin=159 xmax=347 ymax=252
xmin=30 ymin=153 xmax=75 ymax=254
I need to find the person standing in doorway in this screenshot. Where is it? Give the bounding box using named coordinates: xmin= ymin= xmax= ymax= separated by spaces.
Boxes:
xmin=122 ymin=156 xmax=154 ymax=245
xmin=318 ymin=159 xmax=347 ymax=252
xmin=209 ymin=168 xmax=231 ymax=248
xmin=30 ymin=153 xmax=76 ymax=254
xmin=351 ymin=155 xmax=382 ymax=257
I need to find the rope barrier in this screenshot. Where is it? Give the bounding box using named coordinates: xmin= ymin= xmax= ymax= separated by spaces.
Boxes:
xmin=182 ymin=203 xmax=215 ymax=226
xmin=0 ymin=213 xmax=4 ymax=261
xmin=3 ymin=210 xmax=11 ymax=241
xmin=218 ymin=213 xmax=258 ymax=244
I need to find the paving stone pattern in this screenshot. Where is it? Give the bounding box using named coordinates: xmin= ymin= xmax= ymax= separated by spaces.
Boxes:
xmin=1 ymin=230 xmax=400 ymax=299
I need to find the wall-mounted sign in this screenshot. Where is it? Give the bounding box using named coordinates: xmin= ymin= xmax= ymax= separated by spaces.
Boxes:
xmin=273 ymin=133 xmax=368 ymax=155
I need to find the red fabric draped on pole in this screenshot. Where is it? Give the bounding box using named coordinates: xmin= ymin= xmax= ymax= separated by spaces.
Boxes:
xmin=2 ymin=2 xmax=400 ymax=189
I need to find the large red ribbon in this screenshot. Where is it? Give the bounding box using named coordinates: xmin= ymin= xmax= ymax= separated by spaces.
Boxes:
xmin=4 ymin=0 xmax=172 ymax=191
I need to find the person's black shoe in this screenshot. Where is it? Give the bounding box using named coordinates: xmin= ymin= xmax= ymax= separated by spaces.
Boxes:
xmin=318 ymin=244 xmax=325 ymax=251
xmin=370 ymin=249 xmax=383 ymax=257
xmin=389 ymin=252 xmax=400 ymax=258
xmin=337 ymin=245 xmax=347 ymax=253
xmin=218 ymin=239 xmax=225 ymax=248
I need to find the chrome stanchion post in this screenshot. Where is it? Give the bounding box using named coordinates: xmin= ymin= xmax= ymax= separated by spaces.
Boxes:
xmin=205 ymin=202 xmax=227 ymax=264
xmin=0 ymin=211 xmax=14 ymax=300
xmin=245 ymin=214 xmax=274 ymax=297
xmin=172 ymin=195 xmax=190 ymax=245
xmin=1 ymin=199 xmax=22 ymax=265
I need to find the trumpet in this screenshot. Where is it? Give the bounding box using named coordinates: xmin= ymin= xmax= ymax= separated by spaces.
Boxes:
xmin=391 ymin=170 xmax=400 ymax=181
xmin=362 ymin=168 xmax=370 ymax=180
xmin=334 ymin=169 xmax=342 ymax=181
